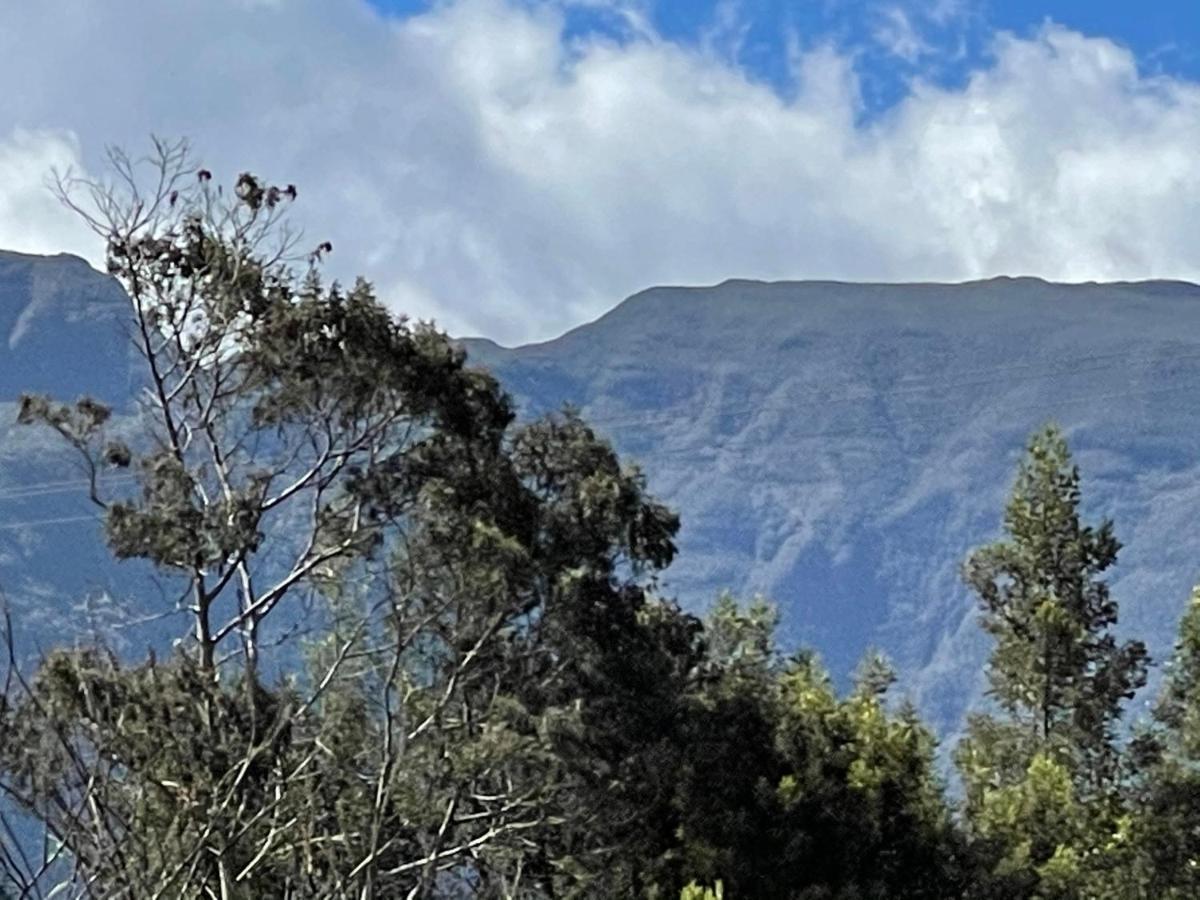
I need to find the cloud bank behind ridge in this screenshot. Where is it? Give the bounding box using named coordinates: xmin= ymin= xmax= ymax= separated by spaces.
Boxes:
xmin=1 ymin=0 xmax=1199 ymax=344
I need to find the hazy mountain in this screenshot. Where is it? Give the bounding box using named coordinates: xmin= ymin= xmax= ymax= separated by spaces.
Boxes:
xmin=0 ymin=251 xmax=151 ymax=653
xmin=4 ymin=253 xmax=1200 ymax=733
xmin=0 ymin=250 xmax=132 ymax=400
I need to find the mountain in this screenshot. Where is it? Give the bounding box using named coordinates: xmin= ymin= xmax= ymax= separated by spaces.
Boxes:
xmin=0 ymin=251 xmax=150 ymax=652
xmin=464 ymin=277 xmax=1200 ymax=730
xmin=0 ymin=250 xmax=133 ymax=400
xmin=4 ymin=253 xmax=1200 ymax=733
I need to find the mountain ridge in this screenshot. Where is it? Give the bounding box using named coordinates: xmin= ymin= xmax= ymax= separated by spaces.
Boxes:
xmin=462 ymin=275 xmax=1200 ymax=352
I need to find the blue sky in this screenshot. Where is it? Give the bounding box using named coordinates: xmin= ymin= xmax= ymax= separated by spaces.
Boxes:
xmin=368 ymin=1 xmax=1200 ymax=114
xmin=2 ymin=0 xmax=1199 ymax=342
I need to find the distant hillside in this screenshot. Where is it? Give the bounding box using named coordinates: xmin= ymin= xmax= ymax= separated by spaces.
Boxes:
xmin=5 ymin=253 xmax=1200 ymax=732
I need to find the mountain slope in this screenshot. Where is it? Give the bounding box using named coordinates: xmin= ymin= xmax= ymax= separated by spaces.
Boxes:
xmin=465 ymin=277 xmax=1200 ymax=729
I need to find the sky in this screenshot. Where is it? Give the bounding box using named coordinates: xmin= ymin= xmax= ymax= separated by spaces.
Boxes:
xmin=1 ymin=0 xmax=1198 ymax=344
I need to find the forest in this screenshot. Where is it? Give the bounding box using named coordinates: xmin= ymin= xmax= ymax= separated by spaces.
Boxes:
xmin=1 ymin=144 xmax=1198 ymax=899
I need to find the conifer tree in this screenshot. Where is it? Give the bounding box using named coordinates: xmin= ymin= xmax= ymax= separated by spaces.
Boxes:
xmin=1152 ymin=587 xmax=1200 ymax=758
xmin=1115 ymin=588 xmax=1200 ymax=898
xmin=955 ymin=425 xmax=1148 ymax=897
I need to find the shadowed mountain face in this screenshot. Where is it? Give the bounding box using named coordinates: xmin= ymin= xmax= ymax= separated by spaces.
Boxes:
xmin=3 ymin=254 xmax=1200 ymax=732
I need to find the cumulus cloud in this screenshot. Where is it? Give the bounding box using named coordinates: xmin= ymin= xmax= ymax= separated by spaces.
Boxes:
xmin=0 ymin=0 xmax=1199 ymax=343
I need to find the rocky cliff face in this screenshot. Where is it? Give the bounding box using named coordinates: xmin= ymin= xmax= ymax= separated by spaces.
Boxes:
xmin=5 ymin=254 xmax=1200 ymax=732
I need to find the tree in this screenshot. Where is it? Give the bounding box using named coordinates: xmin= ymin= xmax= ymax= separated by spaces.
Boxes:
xmin=17 ymin=139 xmax=522 ymax=677
xmin=769 ymin=651 xmax=964 ymax=899
xmin=955 ymin=425 xmax=1148 ymax=897
xmin=660 ymin=596 xmax=964 ymax=900
xmin=0 ymin=141 xmax=698 ymax=899
xmin=1107 ymin=587 xmax=1200 ymax=899
xmin=664 ymin=595 xmax=785 ymax=896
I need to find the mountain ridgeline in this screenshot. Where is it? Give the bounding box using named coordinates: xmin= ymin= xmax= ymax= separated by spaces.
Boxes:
xmin=4 ymin=253 xmax=1200 ymax=733
xmin=465 ymin=276 xmax=1200 ymax=729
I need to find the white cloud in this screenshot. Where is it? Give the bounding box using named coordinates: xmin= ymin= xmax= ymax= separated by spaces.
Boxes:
xmin=1 ymin=1 xmax=1199 ymax=344
xmin=873 ymin=6 xmax=932 ymax=63
xmin=0 ymin=129 xmax=100 ymax=263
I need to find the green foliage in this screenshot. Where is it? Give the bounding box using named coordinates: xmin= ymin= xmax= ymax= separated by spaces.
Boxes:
xmin=1105 ymin=588 xmax=1200 ymax=900
xmin=1153 ymin=586 xmax=1200 ymax=757
xmin=657 ymin=598 xmax=965 ymax=900
xmin=3 ymin=652 xmax=297 ymax=897
xmin=961 ymin=426 xmax=1146 ymax=783
xmin=20 ymin=144 xmax=523 ymax=675
xmin=680 ymin=881 xmax=724 ymax=900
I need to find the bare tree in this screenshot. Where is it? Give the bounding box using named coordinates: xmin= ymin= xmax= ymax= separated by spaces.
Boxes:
xmin=20 ymin=137 xmax=487 ymax=676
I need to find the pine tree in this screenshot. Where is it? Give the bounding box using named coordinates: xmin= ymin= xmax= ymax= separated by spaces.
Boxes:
xmin=955 ymin=425 xmax=1148 ymax=897
xmin=1115 ymin=588 xmax=1200 ymax=898
xmin=1153 ymin=587 xmax=1200 ymax=757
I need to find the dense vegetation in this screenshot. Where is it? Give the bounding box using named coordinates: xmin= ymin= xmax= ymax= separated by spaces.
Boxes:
xmin=1 ymin=144 xmax=1198 ymax=898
